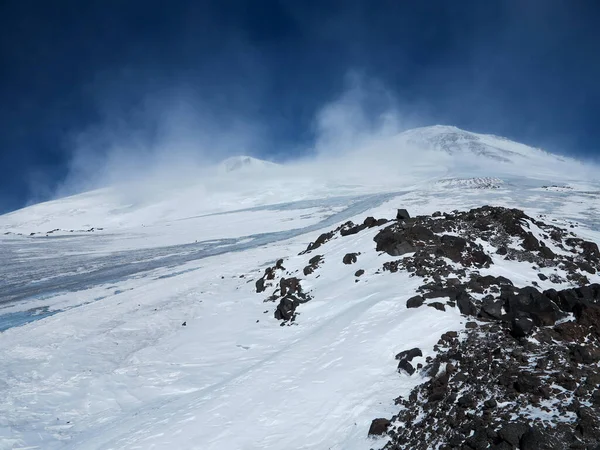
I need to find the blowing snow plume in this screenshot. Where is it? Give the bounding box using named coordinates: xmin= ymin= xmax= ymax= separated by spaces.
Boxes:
xmin=56 ymin=91 xmax=266 ymax=205
xmin=50 ymin=72 xmax=597 ymax=211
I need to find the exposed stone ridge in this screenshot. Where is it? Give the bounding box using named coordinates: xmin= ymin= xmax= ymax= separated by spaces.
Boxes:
xmin=369 ymin=206 xmax=600 ymax=449
xmin=380 ymin=306 xmax=600 ymax=449
xmin=252 ymin=205 xmax=600 ymax=446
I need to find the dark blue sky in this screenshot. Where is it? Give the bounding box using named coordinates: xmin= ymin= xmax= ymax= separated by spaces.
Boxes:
xmin=1 ymin=0 xmax=599 ymax=213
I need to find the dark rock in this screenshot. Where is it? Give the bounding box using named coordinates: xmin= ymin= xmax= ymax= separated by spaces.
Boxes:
xmin=274 ymin=297 xmax=299 ymax=321
xmin=368 ymin=418 xmax=391 ymax=436
xmin=354 ymin=269 xmax=365 ymax=277
xmin=496 ymin=246 xmax=508 ymax=255
xmin=280 ymin=277 xmax=301 ymax=296
xmin=343 ymin=253 xmax=358 ymax=265
xmin=374 ymin=229 xmax=415 ymax=256
xmin=477 ymin=275 xmax=513 ymax=288
xmin=538 ymin=273 xmax=548 ymax=281
xmin=539 ymin=246 xmax=556 ymax=259
xmin=441 ymin=331 xmax=458 ymax=341
xmin=363 ymin=216 xmax=377 ymax=228
xmin=181 ymin=321 xmax=187 ymax=326
xmin=465 ymin=321 xmax=478 ymax=329
xmin=522 ymin=232 xmax=540 ymax=251
xmin=576 ymin=407 xmax=600 ymax=440
xmin=582 ymin=241 xmax=600 ymax=259
xmin=457 ymin=394 xmax=475 ymax=407
xmin=498 ymin=422 xmax=529 ymax=446
xmin=481 ymin=297 xmax=504 ymax=320
xmin=406 ymin=295 xmax=425 ymax=309
xmin=569 ymin=345 xmax=600 ymax=364
xmin=305 ymin=231 xmax=334 ymax=252
xmin=519 ymin=426 xmax=561 ymax=450
xmin=511 ymin=316 xmax=534 ymax=338
xmin=407 ymin=225 xmax=435 ymax=241
xmin=398 ymin=359 xmax=415 ymax=375
xmin=456 ymin=291 xmax=477 ymax=316
xmin=428 ymin=302 xmax=446 ymax=312
xmin=255 ymin=278 xmax=266 ymax=293
xmin=309 ymin=255 xmax=322 ymax=265
xmin=304 ymin=255 xmax=323 ymax=276
xmin=504 ymin=286 xmax=563 ymax=326
xmin=395 ymin=348 xmax=422 ymax=362
xmin=514 ymin=372 xmax=541 ymax=394
xmin=440 ymin=235 xmax=467 ymax=263
xmin=396 ymin=209 xmax=410 ymax=220
xmin=340 ymin=224 xmax=366 ymax=237
xmin=483 ymin=398 xmax=497 ymax=409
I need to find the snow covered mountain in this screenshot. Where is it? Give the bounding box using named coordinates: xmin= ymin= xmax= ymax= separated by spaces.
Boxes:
xmin=217 ymin=155 xmax=280 ymax=174
xmin=1 ymin=126 xmax=599 ymax=449
xmin=398 ymin=125 xmax=557 ymax=163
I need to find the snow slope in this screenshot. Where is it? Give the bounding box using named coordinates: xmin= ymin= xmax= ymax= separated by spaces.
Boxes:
xmin=0 ymin=126 xmax=599 ymax=449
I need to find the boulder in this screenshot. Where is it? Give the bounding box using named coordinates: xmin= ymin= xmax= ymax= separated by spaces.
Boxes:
xmin=406 ymin=295 xmax=425 ymax=309
xmin=280 ymin=277 xmax=301 ymax=296
xmin=456 ymin=291 xmax=477 ymax=316
xmin=428 ymin=302 xmax=446 ymax=312
xmin=274 ymin=297 xmax=299 ymax=321
xmin=396 ymin=209 xmax=410 ymax=220
xmin=395 ymin=347 xmax=422 ymax=361
xmin=363 ymin=216 xmax=377 ymax=228
xmin=498 ymin=422 xmax=529 ymax=446
xmin=522 ymin=232 xmax=540 ymax=251
xmin=520 ymin=426 xmax=561 ymax=450
xmin=398 ymin=359 xmax=415 ymax=375
xmin=504 ymin=286 xmax=563 ymax=326
xmin=255 ymin=278 xmax=266 ymax=293
xmin=511 ymin=316 xmax=535 ymax=338
xmin=343 ymin=253 xmax=358 ymax=264
xmin=340 ymin=224 xmax=366 ymax=236
xmin=481 ymin=297 xmax=504 ymax=320
xmin=368 ymin=418 xmax=391 ymax=436
xmin=374 ymin=229 xmax=416 ymax=256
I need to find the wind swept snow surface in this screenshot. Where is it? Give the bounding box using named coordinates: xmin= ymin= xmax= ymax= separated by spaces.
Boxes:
xmin=1 ymin=126 xmax=600 ymax=449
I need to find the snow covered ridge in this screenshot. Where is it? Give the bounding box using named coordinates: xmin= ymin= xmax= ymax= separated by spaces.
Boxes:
xmin=217 ymin=155 xmax=279 ymax=173
xmin=254 ymin=206 xmax=600 ymax=448
xmin=398 ymin=125 xmax=566 ymax=164
xmin=434 ymin=177 xmax=503 ymax=190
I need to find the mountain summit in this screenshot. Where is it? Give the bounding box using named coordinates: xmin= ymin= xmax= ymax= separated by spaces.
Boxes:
xmin=217 ymin=155 xmax=279 ymax=174
xmin=397 ymin=125 xmax=563 ymax=164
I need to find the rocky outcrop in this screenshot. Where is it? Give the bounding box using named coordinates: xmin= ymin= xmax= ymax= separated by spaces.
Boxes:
xmin=381 ymin=313 xmax=600 ymax=449
xmin=303 ymin=255 xmax=323 ymax=276
xmin=369 ymin=207 xmax=600 ymax=448
xmin=253 ymin=205 xmax=600 ymax=445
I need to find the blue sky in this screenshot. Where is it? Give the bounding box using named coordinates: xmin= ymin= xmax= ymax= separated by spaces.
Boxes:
xmin=0 ymin=0 xmax=599 ymax=213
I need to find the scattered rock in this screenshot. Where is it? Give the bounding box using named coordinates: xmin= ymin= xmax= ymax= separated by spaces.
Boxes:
xmin=396 ymin=209 xmax=410 ymax=220
xmin=368 ymin=418 xmax=391 ymax=436
xmin=343 ymin=253 xmax=358 ymax=264
xmin=406 ymin=295 xmax=425 ymax=309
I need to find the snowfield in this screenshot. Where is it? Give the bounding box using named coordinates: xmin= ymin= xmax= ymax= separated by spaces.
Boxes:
xmin=1 ymin=127 xmax=599 ymax=449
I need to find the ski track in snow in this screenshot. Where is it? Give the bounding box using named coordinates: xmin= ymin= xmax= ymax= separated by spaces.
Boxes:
xmin=1 ymin=171 xmax=600 ymax=449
